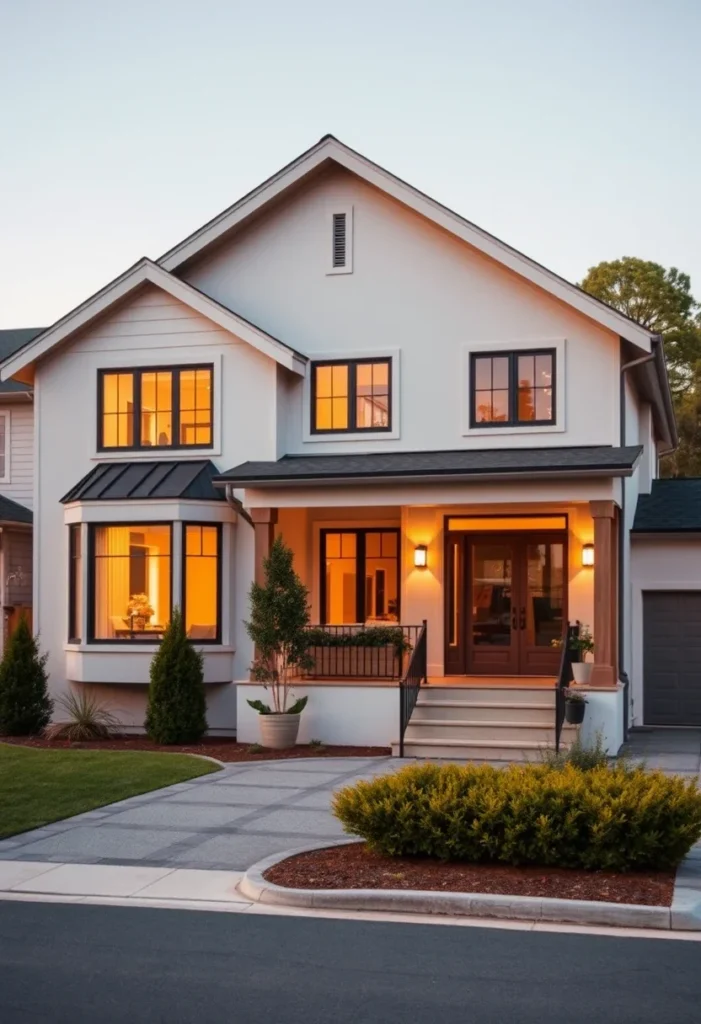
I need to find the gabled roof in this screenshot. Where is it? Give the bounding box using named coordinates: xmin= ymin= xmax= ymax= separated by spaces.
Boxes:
xmin=0 ymin=329 xmax=43 ymax=394
xmin=216 ymin=445 xmax=643 ymax=488
xmin=633 ymin=479 xmax=701 ymax=533
xmin=0 ymin=494 xmax=32 ymax=525
xmin=159 ymin=134 xmax=656 ymax=351
xmin=1 ymin=260 xmax=306 ymax=384
xmin=61 ymin=460 xmax=226 ymax=504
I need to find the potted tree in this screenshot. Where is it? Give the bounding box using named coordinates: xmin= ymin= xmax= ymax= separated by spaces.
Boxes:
xmin=570 ymin=625 xmax=595 ymax=684
xmin=564 ymin=689 xmax=587 ymax=725
xmin=245 ymin=536 xmax=313 ymax=749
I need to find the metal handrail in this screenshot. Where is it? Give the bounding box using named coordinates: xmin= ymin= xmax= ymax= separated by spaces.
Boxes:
xmin=555 ymin=622 xmax=579 ymax=752
xmin=399 ymin=619 xmax=428 ymax=757
xmin=301 ymin=624 xmax=421 ymax=680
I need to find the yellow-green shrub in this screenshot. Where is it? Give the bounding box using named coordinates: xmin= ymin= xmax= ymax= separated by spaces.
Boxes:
xmin=332 ymin=762 xmax=701 ymax=871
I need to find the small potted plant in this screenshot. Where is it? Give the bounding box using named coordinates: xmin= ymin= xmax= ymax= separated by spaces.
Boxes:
xmin=564 ymin=688 xmax=587 ymax=725
xmin=244 ymin=536 xmax=313 ymax=749
xmin=127 ymin=594 xmax=154 ymax=631
xmin=569 ymin=624 xmax=595 ymax=684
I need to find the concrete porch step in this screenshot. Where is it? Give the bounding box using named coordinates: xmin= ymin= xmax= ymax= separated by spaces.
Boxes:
xmin=413 ymin=700 xmax=555 ymax=724
xmin=403 ymin=720 xmax=574 ymax=744
xmin=391 ymin=737 xmax=569 ymax=762
xmin=421 ymin=686 xmax=556 ymax=704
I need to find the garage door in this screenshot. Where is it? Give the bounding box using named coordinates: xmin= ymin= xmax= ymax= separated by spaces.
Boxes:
xmin=643 ymin=591 xmax=701 ymax=726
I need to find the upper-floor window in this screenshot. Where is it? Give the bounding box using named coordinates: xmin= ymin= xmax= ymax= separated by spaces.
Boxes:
xmin=470 ymin=349 xmax=555 ymax=427
xmin=311 ymin=358 xmax=391 ymax=433
xmin=98 ymin=365 xmax=213 ymax=451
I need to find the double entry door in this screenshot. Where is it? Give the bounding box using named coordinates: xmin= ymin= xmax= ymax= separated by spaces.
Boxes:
xmin=445 ymin=532 xmax=566 ymax=676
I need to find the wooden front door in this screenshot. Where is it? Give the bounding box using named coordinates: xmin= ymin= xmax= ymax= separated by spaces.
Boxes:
xmin=445 ymin=532 xmax=566 ymax=676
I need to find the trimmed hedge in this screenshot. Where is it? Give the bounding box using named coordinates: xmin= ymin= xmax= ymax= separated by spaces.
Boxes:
xmin=332 ymin=762 xmax=701 ymax=872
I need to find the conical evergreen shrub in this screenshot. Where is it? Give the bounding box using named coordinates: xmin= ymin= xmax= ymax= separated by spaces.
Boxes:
xmin=145 ymin=607 xmax=207 ymax=744
xmin=0 ymin=616 xmax=52 ymax=735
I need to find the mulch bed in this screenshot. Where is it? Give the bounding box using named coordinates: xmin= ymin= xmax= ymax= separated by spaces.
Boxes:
xmin=264 ymin=842 xmax=675 ymax=906
xmin=0 ymin=736 xmax=390 ymax=762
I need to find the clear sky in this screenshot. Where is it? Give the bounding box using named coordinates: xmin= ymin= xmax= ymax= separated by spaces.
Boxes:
xmin=1 ymin=0 xmax=699 ymax=328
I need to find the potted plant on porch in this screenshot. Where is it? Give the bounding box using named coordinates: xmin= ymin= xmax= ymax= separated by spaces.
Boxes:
xmin=569 ymin=624 xmax=595 ymax=685
xmin=564 ymin=688 xmax=588 ymax=725
xmin=244 ymin=535 xmax=314 ymax=749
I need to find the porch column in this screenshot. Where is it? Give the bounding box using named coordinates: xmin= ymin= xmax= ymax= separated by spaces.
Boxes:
xmin=588 ymin=500 xmax=617 ymax=686
xmin=251 ymin=507 xmax=278 ymax=587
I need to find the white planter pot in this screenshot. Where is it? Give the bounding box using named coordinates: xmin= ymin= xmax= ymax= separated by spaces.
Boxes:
xmin=571 ymin=662 xmax=593 ymax=685
xmin=258 ymin=713 xmax=301 ymax=750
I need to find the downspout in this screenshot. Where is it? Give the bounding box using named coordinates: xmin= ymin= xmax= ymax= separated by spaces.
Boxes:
xmin=224 ymin=483 xmax=254 ymax=528
xmin=619 ymin=350 xmax=656 ymax=738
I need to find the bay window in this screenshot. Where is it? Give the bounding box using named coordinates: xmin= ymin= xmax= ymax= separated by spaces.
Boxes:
xmin=90 ymin=525 xmax=172 ymax=641
xmin=183 ymin=524 xmax=221 ymax=642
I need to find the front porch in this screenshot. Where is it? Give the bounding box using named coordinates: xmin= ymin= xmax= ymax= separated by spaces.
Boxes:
xmin=238 ymin=494 xmax=624 ymax=755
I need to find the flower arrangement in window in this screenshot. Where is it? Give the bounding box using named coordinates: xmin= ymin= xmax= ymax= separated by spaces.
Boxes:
xmin=127 ymin=594 xmax=154 ymax=630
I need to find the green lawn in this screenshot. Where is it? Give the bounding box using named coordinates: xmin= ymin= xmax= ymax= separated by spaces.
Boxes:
xmin=0 ymin=744 xmax=219 ymax=838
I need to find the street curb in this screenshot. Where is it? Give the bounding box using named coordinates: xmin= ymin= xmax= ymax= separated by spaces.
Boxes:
xmin=239 ymin=842 xmax=701 ymax=931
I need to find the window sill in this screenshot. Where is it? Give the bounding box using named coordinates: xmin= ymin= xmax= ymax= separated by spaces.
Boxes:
xmin=303 ymin=428 xmax=400 ymax=444
xmin=92 ymin=448 xmax=221 ymax=462
xmin=64 ymin=643 xmax=235 ymax=654
xmin=463 ymin=422 xmax=564 ymax=438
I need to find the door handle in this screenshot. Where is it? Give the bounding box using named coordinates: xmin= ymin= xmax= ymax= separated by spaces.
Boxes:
xmin=519 ymin=607 xmax=526 ymax=630
xmin=511 ymin=608 xmax=517 ymax=631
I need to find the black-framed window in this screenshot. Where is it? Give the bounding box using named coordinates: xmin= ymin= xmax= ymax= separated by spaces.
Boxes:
xmin=98 ymin=365 xmax=213 ymax=451
xmin=183 ymin=524 xmax=222 ymax=643
xmin=470 ymin=349 xmax=555 ymax=427
xmin=320 ymin=528 xmax=399 ymax=624
xmin=311 ymin=359 xmax=391 ymax=433
xmin=88 ymin=524 xmax=172 ymax=642
xmin=68 ymin=524 xmax=83 ymax=643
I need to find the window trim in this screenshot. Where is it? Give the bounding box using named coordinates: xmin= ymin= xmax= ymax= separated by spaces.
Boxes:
xmin=310 ymin=357 xmax=393 ymax=435
xmin=181 ymin=522 xmax=223 ymax=645
xmin=319 ymin=527 xmax=401 ymax=624
xmin=97 ymin=363 xmax=214 ymax=453
xmin=87 ymin=522 xmax=174 ymax=644
xmin=469 ymin=348 xmax=557 ymax=429
xmin=68 ymin=524 xmax=82 ymax=643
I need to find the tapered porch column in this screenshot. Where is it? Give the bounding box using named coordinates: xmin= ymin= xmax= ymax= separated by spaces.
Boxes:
xmin=588 ymin=500 xmax=618 ymax=686
xmin=251 ymin=507 xmax=278 ymax=586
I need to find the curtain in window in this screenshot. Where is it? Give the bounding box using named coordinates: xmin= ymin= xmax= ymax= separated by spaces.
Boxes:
xmin=94 ymin=527 xmax=131 ymax=639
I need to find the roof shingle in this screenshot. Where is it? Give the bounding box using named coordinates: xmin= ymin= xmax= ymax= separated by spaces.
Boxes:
xmin=633 ymin=479 xmax=701 ymax=533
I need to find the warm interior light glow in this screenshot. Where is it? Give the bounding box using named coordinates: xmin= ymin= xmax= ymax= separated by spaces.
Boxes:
xmin=582 ymin=543 xmax=595 ymax=567
xmin=448 ymin=516 xmax=567 ymax=532
xmin=414 ymin=544 xmax=428 ymax=569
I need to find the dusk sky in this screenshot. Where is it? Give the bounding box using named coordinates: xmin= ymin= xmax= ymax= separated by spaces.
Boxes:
xmin=1 ymin=0 xmax=699 ymax=328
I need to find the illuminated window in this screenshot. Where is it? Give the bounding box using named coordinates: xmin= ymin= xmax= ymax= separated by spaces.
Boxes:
xmin=68 ymin=525 xmax=83 ymax=642
xmin=99 ymin=365 xmax=213 ymax=450
xmin=322 ymin=529 xmax=399 ymax=624
xmin=90 ymin=525 xmax=171 ymax=640
xmin=471 ymin=350 xmax=554 ymax=427
xmin=312 ymin=359 xmax=391 ymax=433
xmin=184 ymin=525 xmax=221 ymax=642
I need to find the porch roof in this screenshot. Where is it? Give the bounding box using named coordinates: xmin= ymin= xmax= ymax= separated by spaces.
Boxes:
xmin=216 ymin=445 xmax=643 ymax=487
xmin=0 ymin=494 xmax=32 ymax=525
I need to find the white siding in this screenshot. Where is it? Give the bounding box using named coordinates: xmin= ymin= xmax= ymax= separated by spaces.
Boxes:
xmin=0 ymin=401 xmax=34 ymax=509
xmin=184 ymin=167 xmax=621 ymax=455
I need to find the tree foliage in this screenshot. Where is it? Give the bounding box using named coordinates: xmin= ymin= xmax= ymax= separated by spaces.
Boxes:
xmin=580 ymin=256 xmax=701 ymax=476
xmin=0 ymin=616 xmax=52 ymax=736
xmin=145 ymin=607 xmax=207 ymax=744
xmin=245 ymin=535 xmax=312 ymax=714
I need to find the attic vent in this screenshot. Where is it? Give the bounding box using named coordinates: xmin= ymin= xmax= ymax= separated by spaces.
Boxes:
xmin=332 ymin=213 xmax=347 ymax=268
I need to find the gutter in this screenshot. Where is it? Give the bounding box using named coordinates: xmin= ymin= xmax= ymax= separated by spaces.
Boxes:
xmin=224 ymin=483 xmax=254 ymax=528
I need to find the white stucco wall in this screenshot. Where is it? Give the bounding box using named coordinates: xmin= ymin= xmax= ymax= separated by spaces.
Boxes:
xmin=32 ymin=285 xmax=280 ymax=731
xmin=184 ymin=167 xmax=622 ymax=456
xmin=630 ymin=538 xmax=701 ymax=726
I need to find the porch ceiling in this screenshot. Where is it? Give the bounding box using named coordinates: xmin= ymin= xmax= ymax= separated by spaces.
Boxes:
xmin=215 ymin=445 xmax=643 ymax=488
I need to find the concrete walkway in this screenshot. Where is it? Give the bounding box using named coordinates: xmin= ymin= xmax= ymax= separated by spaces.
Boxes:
xmin=0 ymin=757 xmax=400 ymax=871
xmin=623 ymin=728 xmax=701 ymax=776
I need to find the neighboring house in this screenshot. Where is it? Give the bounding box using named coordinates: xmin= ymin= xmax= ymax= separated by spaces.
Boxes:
xmin=0 ymin=329 xmax=40 ymax=648
xmin=0 ymin=136 xmax=688 ymax=755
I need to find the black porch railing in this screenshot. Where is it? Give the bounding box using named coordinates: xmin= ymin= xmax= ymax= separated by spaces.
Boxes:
xmin=301 ymin=624 xmax=422 ymax=680
xmin=399 ymin=619 xmax=428 ymax=757
xmin=555 ymin=622 xmax=580 ymax=752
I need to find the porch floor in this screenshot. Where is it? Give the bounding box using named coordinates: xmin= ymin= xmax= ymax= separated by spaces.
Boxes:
xmin=428 ymin=676 xmax=557 ymax=688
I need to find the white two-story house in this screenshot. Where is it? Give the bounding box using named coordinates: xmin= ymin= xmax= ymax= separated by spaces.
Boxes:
xmin=1 ymin=135 xmax=689 ymax=756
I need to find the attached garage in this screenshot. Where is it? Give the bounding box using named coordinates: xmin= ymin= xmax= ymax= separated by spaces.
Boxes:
xmin=642 ymin=592 xmax=701 ymax=726
xmin=632 ymin=479 xmax=701 ymax=728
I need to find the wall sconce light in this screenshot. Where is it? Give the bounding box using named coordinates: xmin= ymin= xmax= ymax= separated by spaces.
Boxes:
xmin=582 ymin=543 xmax=594 ymax=568
xmin=414 ymin=544 xmax=428 ymax=569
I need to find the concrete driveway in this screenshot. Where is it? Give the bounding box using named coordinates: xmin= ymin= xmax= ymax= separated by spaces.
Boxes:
xmin=0 ymin=757 xmax=399 ymax=871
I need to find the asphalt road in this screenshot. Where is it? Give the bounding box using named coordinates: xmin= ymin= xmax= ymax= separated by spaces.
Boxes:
xmin=1 ymin=901 xmax=699 ymax=1024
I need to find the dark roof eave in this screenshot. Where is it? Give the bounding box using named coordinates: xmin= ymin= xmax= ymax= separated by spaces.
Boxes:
xmin=214 ymin=466 xmax=639 ymax=488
